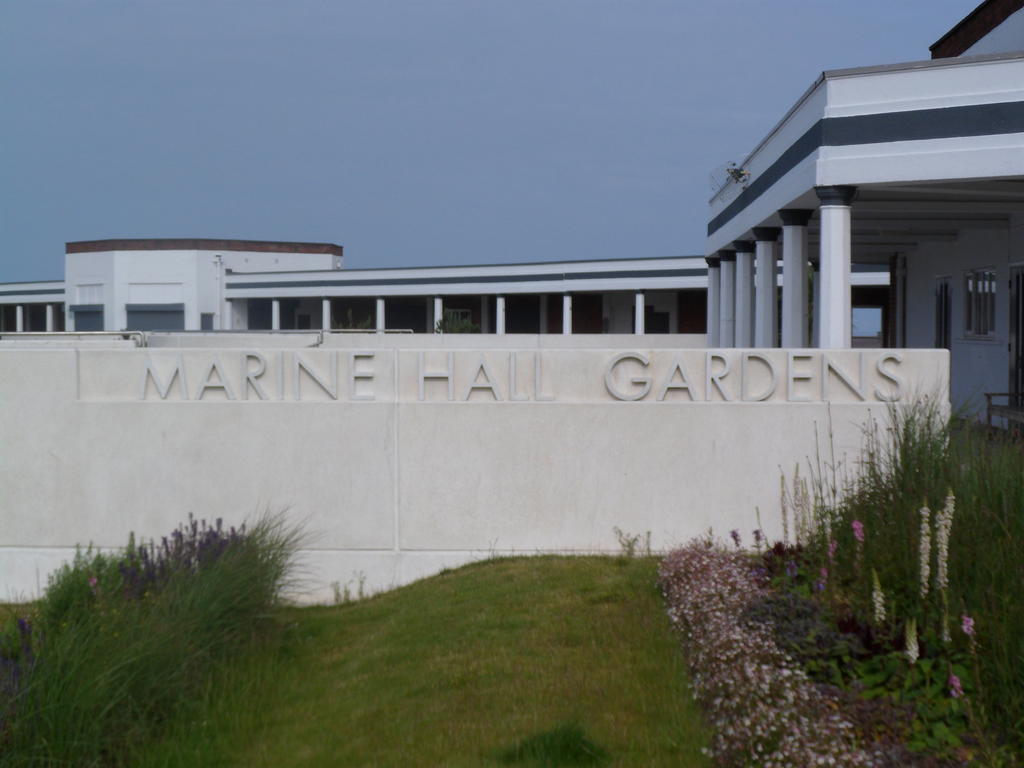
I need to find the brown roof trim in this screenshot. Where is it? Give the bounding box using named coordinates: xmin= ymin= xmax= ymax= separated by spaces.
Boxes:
xmin=66 ymin=238 xmax=343 ymax=257
xmin=930 ymin=0 xmax=1024 ymax=58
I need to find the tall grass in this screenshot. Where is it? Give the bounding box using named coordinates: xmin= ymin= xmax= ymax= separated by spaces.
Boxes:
xmin=0 ymin=514 xmax=301 ymax=767
xmin=800 ymin=401 xmax=1024 ymax=750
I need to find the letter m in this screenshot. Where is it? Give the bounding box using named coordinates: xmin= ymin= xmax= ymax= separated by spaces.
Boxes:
xmin=139 ymin=355 xmax=188 ymax=400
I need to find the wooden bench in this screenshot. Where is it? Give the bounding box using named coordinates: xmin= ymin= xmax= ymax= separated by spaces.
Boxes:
xmin=984 ymin=393 xmax=1024 ymax=428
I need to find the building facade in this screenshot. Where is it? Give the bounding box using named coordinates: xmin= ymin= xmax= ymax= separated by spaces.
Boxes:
xmin=704 ymin=0 xmax=1024 ymax=411
xmin=0 ymin=239 xmax=711 ymax=337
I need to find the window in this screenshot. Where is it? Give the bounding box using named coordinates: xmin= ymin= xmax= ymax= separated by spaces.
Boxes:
xmin=852 ymin=306 xmax=883 ymax=348
xmin=964 ymin=268 xmax=996 ymax=337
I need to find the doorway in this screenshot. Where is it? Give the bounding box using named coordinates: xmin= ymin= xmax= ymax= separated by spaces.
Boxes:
xmin=1009 ymin=266 xmax=1024 ymax=403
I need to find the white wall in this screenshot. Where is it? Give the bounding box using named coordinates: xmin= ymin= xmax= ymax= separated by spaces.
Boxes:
xmin=63 ymin=248 xmax=342 ymax=332
xmin=964 ymin=9 xmax=1024 ymax=56
xmin=63 ymin=251 xmax=115 ymax=331
xmin=196 ymin=254 xmax=222 ymax=328
xmin=904 ymin=221 xmax=1024 ymax=411
xmin=219 ymin=250 xmax=339 ymax=273
xmin=115 ymin=251 xmax=196 ymax=330
xmin=0 ymin=338 xmax=947 ymax=603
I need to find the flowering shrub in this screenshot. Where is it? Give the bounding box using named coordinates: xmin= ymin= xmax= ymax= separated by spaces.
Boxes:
xmin=791 ymin=403 xmax=1024 ymax=753
xmin=0 ymin=513 xmax=301 ymax=766
xmin=659 ymin=541 xmax=873 ymax=767
xmin=0 ymin=617 xmax=33 ymax=738
xmin=119 ymin=515 xmax=247 ymax=598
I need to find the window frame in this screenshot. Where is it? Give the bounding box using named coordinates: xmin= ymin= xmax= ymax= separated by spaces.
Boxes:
xmin=963 ymin=267 xmax=997 ymax=339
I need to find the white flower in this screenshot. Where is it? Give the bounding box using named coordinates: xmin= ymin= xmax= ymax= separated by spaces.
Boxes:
xmin=919 ymin=506 xmax=931 ymax=600
xmin=871 ymin=569 xmax=886 ymax=624
xmin=905 ymin=618 xmax=919 ymax=664
xmin=935 ymin=492 xmax=954 ymax=592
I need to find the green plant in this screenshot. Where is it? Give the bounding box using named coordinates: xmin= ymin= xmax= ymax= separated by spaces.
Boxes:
xmin=0 ymin=514 xmax=302 ymax=767
xmin=434 ymin=311 xmax=480 ymax=333
xmin=795 ymin=400 xmax=1024 ymax=757
xmin=334 ymin=307 xmax=374 ymax=330
xmin=612 ymin=527 xmax=651 ymax=559
xmin=497 ymin=723 xmax=608 ymax=766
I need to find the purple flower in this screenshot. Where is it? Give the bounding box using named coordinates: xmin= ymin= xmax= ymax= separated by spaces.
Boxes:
xmin=730 ymin=529 xmax=741 ymax=548
xmin=851 ymin=520 xmax=865 ymax=543
xmin=785 ymin=560 xmax=798 ymax=579
xmin=949 ymin=673 xmax=964 ymax=699
xmin=961 ymin=614 xmax=975 ymax=637
xmin=828 ymin=539 xmax=837 ymax=561
xmin=752 ymin=529 xmax=764 ymax=546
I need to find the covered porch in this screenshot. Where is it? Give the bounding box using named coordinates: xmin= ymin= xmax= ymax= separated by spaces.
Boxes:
xmin=705 ymin=50 xmax=1024 ymax=414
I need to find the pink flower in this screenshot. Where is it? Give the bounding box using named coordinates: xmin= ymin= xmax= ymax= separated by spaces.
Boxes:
xmin=851 ymin=520 xmax=865 ymax=543
xmin=828 ymin=539 xmax=837 ymax=561
xmin=88 ymin=576 xmax=97 ymax=588
xmin=949 ymin=673 xmax=964 ymax=699
xmin=961 ymin=614 xmax=975 ymax=637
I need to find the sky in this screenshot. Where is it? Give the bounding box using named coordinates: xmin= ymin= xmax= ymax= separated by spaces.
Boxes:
xmin=0 ymin=0 xmax=973 ymax=282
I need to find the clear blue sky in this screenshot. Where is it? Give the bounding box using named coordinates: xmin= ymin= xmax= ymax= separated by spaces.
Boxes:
xmin=0 ymin=0 xmax=972 ymax=281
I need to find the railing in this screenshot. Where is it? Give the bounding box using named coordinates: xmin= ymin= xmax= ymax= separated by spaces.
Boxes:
xmin=984 ymin=392 xmax=1024 ymax=428
xmin=0 ymin=331 xmax=146 ymax=346
xmin=155 ymin=328 xmax=415 ymax=347
xmin=0 ymin=328 xmax=416 ymax=349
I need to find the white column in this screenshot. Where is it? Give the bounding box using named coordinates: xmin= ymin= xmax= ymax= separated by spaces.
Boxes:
xmin=15 ymin=305 xmax=24 ymax=333
xmin=719 ymin=252 xmax=736 ymax=347
xmin=222 ymin=300 xmax=233 ymax=330
xmin=433 ymin=296 xmax=443 ymax=332
xmin=271 ymin=299 xmax=280 ymax=330
xmin=811 ymin=261 xmax=821 ymax=347
xmin=496 ymin=295 xmax=506 ymax=335
xmin=753 ymin=227 xmax=780 ymax=348
xmin=321 ymin=298 xmax=331 ymax=330
xmin=705 ymin=257 xmax=720 ymax=347
xmin=45 ymin=304 xmax=54 ymax=332
xmin=780 ymin=210 xmax=812 ymax=347
xmin=539 ymin=294 xmax=548 ymax=334
xmin=481 ymin=295 xmax=491 ymax=333
xmin=733 ymin=242 xmax=755 ymax=347
xmin=634 ymin=292 xmax=645 ymax=335
xmin=375 ymin=298 xmax=386 ymax=332
xmin=896 ymin=255 xmax=907 ymax=347
xmin=562 ymin=294 xmax=573 ymax=335
xmin=815 ymin=185 xmax=856 ymax=348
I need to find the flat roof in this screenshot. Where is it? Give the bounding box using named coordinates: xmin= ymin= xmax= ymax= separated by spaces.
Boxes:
xmin=226 ymin=254 xmax=703 ymax=277
xmin=66 ymin=238 xmax=344 ymax=257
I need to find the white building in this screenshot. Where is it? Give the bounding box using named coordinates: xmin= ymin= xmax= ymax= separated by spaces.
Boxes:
xmin=705 ymin=0 xmax=1024 ymax=413
xmin=0 ymin=237 xmax=895 ymax=340
xmin=0 ymin=238 xmax=712 ymax=337
xmin=9 ymin=4 xmax=1002 ymax=599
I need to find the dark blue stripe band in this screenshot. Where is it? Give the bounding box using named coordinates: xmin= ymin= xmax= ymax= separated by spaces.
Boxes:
xmin=125 ymin=303 xmax=185 ymax=312
xmin=708 ymin=100 xmax=1024 ymax=237
xmin=0 ymin=289 xmax=64 ymax=297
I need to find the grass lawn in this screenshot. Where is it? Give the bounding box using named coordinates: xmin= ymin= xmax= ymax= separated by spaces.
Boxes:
xmin=137 ymin=555 xmax=712 ymax=768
